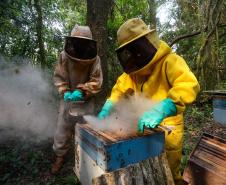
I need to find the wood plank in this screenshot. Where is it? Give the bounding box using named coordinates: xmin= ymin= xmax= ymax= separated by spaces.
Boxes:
xmin=140 ymin=157 xmax=155 ymax=184
xmin=160 ymin=152 xmax=175 ymax=185
xmin=83 ymin=122 xmax=157 ymax=141
xmin=118 ymin=167 xmax=132 ymax=185
xmin=193 ymin=149 xmax=226 ymax=174
xmin=97 ymin=130 xmax=118 ymax=142
xmin=131 ymin=163 xmax=145 ymax=185
xmin=149 ymin=155 xmax=166 ymax=185
xmin=183 ymin=133 xmax=226 ymax=185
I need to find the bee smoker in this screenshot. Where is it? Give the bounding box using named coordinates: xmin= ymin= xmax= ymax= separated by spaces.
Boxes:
xmin=63 ymin=101 xmax=93 ymax=125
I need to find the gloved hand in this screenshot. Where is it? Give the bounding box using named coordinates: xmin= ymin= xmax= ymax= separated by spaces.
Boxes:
xmin=70 ymin=90 xmax=83 ymax=101
xmin=64 ymin=91 xmax=72 ymax=102
xmin=98 ymin=100 xmax=114 ymax=120
xmin=138 ymin=98 xmax=177 ymax=133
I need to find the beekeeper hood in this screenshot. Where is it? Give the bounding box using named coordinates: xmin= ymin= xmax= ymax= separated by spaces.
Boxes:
xmin=64 ymin=25 xmax=97 ymax=61
xmin=116 ymin=18 xmax=160 ymax=74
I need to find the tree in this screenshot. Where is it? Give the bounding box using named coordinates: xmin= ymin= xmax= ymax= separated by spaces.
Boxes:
xmin=196 ymin=0 xmax=225 ymax=90
xmin=148 ymin=0 xmax=157 ymax=29
xmin=34 ymin=0 xmax=46 ymax=68
xmin=0 ymin=0 xmax=87 ymax=68
xmin=0 ymin=0 xmax=36 ymax=58
xmin=107 ymin=0 xmax=153 ymax=89
xmin=86 ymin=0 xmax=114 ymax=94
xmin=161 ymin=0 xmax=226 ymax=90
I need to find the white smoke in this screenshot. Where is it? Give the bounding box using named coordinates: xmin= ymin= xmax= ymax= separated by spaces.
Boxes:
xmin=84 ymin=95 xmax=157 ymax=136
xmin=0 ymin=58 xmax=58 ymax=141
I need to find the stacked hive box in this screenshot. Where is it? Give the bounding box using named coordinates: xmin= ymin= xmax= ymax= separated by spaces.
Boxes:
xmin=183 ymin=133 xmax=226 ymax=185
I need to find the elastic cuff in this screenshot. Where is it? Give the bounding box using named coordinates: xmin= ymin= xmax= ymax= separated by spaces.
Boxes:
xmin=59 ymin=87 xmax=70 ymax=95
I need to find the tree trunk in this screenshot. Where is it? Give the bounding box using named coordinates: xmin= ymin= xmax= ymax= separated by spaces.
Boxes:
xmin=196 ymin=0 xmax=224 ymax=90
xmin=148 ymin=0 xmax=157 ymax=29
xmin=86 ymin=0 xmax=114 ymax=96
xmin=92 ymin=152 xmax=175 ymax=185
xmin=34 ymin=0 xmax=46 ymax=69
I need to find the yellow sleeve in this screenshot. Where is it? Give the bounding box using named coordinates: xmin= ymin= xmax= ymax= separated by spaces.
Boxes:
xmin=166 ymin=54 xmax=200 ymax=114
xmin=108 ymin=73 xmax=134 ymax=103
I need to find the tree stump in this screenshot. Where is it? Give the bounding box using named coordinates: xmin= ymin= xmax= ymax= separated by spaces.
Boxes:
xmin=92 ymin=152 xmax=175 ymax=185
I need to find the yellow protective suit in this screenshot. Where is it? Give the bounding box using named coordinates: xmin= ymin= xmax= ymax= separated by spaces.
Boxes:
xmin=108 ymin=41 xmax=200 ymax=181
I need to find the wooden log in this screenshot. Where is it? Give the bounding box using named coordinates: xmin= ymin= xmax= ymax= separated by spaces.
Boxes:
xmin=140 ymin=155 xmax=155 ymax=184
xmin=159 ymin=152 xmax=175 ymax=185
xmin=92 ymin=152 xmax=175 ymax=185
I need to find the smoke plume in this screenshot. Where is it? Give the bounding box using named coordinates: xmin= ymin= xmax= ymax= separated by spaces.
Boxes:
xmin=84 ymin=95 xmax=157 ymax=136
xmin=0 ymin=57 xmax=58 ymax=142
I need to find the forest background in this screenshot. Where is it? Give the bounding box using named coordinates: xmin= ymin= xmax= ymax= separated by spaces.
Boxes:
xmin=1 ymin=0 xmax=226 ymax=91
xmin=0 ymin=0 xmax=226 ymax=184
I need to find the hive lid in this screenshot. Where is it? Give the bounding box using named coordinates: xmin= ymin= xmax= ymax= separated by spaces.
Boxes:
xmin=77 ymin=123 xmax=159 ymax=144
xmin=203 ymin=90 xmax=226 ymax=96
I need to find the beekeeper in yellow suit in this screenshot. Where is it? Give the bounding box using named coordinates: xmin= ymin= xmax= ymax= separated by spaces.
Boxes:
xmin=98 ymin=18 xmax=200 ymax=184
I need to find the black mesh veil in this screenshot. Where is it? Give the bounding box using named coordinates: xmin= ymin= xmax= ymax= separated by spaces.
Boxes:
xmin=65 ymin=37 xmax=97 ymax=60
xmin=116 ymin=36 xmax=157 ymax=74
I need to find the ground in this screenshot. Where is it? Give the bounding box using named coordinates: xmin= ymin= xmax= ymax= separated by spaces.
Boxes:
xmin=0 ymin=134 xmax=79 ymax=185
xmin=0 ymin=104 xmax=225 ymax=185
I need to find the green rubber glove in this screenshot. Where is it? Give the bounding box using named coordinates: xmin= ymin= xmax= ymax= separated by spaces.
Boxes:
xmin=138 ymin=98 xmax=177 ymax=133
xmin=70 ymin=90 xmax=83 ymax=101
xmin=98 ymin=100 xmax=114 ymax=120
xmin=64 ymin=91 xmax=72 ymax=102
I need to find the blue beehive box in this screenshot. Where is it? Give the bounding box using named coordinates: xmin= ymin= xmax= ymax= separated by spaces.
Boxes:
xmin=75 ymin=124 xmax=164 ymax=172
xmin=211 ymin=91 xmax=226 ymax=125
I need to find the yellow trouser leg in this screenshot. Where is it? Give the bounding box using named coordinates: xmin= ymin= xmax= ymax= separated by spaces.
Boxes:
xmin=162 ymin=120 xmax=184 ymax=183
xmin=166 ymin=148 xmax=183 ymax=181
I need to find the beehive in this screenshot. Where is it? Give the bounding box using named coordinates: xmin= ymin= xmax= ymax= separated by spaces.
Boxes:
xmin=204 ymin=90 xmax=226 ymax=126
xmin=212 ymin=91 xmax=226 ymax=125
xmin=74 ymin=123 xmax=164 ymax=185
xmin=183 ymin=133 xmax=226 ymax=185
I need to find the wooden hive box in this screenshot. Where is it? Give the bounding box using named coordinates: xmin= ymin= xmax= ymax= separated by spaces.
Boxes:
xmin=204 ymin=90 xmax=226 ymax=126
xmin=213 ymin=92 xmax=226 ymax=126
xmin=74 ymin=123 xmax=165 ymax=185
xmin=183 ymin=133 xmax=226 ymax=185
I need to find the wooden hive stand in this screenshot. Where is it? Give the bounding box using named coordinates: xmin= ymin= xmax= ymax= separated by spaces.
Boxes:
xmin=92 ymin=152 xmax=175 ymax=185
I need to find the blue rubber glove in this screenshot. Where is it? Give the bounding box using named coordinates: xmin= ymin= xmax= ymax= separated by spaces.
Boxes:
xmin=98 ymin=100 xmax=114 ymax=120
xmin=70 ymin=90 xmax=83 ymax=101
xmin=64 ymin=91 xmax=72 ymax=102
xmin=138 ymin=98 xmax=177 ymax=133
